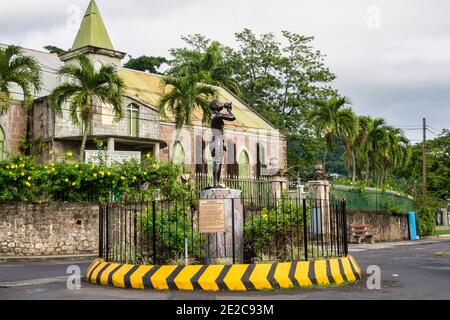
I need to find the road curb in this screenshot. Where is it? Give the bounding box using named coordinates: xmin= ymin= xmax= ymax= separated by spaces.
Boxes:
xmin=86 ymin=256 xmax=362 ymax=291
xmin=0 ymin=254 xmax=97 ymax=263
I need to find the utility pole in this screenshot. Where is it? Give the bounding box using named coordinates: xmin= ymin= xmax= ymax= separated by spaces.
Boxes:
xmin=422 ymin=117 xmax=427 ymax=202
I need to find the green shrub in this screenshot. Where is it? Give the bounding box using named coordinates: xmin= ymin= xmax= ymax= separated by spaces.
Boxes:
xmin=380 ymin=198 xmax=407 ymax=215
xmin=138 ymin=202 xmax=205 ymax=262
xmin=416 ymin=204 xmax=436 ymax=236
xmin=244 ymin=200 xmax=308 ymax=261
xmin=0 ymin=154 xmax=188 ymax=203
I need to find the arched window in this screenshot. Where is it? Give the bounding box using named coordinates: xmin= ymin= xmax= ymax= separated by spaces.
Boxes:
xmin=238 ymin=150 xmax=250 ymax=178
xmin=0 ymin=126 xmax=4 ymax=161
xmin=172 ymin=141 xmax=185 ymax=165
xmin=127 ymin=104 xmax=139 ymax=137
xmin=94 ymin=60 xmax=103 ymax=72
xmin=226 ymin=140 xmax=238 ymax=177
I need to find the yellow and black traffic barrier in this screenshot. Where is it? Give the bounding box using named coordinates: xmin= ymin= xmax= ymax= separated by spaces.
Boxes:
xmin=86 ymin=256 xmax=362 ymax=291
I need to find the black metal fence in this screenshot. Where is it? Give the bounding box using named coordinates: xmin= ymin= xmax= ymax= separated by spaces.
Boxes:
xmin=99 ymin=196 xmax=348 ymax=265
xmin=194 ymin=174 xmax=275 ymax=203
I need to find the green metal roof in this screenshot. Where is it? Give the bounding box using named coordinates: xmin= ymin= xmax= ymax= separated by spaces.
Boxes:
xmin=71 ymin=0 xmax=114 ymax=51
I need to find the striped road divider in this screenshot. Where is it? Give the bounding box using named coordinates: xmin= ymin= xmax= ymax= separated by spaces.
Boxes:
xmin=86 ymin=256 xmax=362 ymax=291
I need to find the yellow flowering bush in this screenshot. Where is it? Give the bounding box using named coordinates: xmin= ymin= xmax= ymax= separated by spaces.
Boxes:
xmin=0 ymin=155 xmax=187 ymax=203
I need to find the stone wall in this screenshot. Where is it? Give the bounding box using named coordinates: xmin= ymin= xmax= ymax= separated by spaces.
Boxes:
xmin=0 ymin=101 xmax=27 ymax=160
xmin=0 ymin=202 xmax=99 ymax=256
xmin=347 ymin=210 xmax=409 ymax=242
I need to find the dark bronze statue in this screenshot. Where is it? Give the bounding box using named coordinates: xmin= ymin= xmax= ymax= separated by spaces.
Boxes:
xmin=208 ymin=99 xmax=236 ymax=188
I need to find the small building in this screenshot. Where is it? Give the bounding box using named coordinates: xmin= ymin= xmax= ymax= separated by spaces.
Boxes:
xmin=0 ymin=0 xmax=286 ymax=178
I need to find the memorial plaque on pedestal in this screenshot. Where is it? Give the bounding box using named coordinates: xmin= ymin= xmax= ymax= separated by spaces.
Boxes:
xmin=199 ymin=199 xmax=225 ymax=233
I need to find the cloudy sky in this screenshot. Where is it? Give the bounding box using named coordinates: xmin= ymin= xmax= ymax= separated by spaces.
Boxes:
xmin=1 ymin=0 xmax=449 ymax=142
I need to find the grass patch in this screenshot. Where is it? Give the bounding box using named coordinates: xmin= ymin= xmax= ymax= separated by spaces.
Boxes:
xmin=435 ymin=229 xmax=450 ymax=235
xmin=433 ymin=251 xmax=450 ymax=257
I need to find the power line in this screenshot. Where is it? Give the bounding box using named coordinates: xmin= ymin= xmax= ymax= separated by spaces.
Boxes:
xmin=426 ymin=128 xmax=440 ymax=137
xmin=400 ymin=128 xmax=422 ymax=131
xmin=427 ymin=125 xmax=443 ymax=134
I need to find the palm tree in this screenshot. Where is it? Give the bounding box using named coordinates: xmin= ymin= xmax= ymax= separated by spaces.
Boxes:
xmin=362 ymin=118 xmax=388 ymax=183
xmin=158 ymin=75 xmax=218 ymax=129
xmin=354 ymin=116 xmax=373 ymax=180
xmin=0 ymin=45 xmax=41 ymax=111
xmin=49 ymin=55 xmax=125 ymax=161
xmin=378 ymin=127 xmax=411 ymax=186
xmin=342 ymin=114 xmax=359 ymax=183
xmin=311 ymin=96 xmax=357 ymax=168
xmin=169 ymin=41 xmax=241 ymax=95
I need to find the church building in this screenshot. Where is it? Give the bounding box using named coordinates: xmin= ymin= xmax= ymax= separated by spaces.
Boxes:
xmin=0 ymin=0 xmax=286 ymax=178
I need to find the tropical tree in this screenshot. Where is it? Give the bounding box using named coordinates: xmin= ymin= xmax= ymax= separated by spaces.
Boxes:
xmin=358 ymin=117 xmax=411 ymax=186
xmin=168 ymin=36 xmax=241 ymax=95
xmin=359 ymin=117 xmax=386 ymax=183
xmin=124 ymin=55 xmax=167 ymax=74
xmin=310 ymin=96 xmax=358 ymax=168
xmin=44 ymin=45 xmax=66 ymax=55
xmin=49 ymin=55 xmax=125 ymax=161
xmin=158 ymin=75 xmax=218 ymax=129
xmin=353 ymin=116 xmax=374 ymax=180
xmin=0 ymin=45 xmax=41 ymax=110
xmin=377 ymin=126 xmax=411 ymax=186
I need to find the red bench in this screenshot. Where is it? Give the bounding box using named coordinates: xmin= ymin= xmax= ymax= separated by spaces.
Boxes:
xmin=350 ymin=224 xmax=374 ymax=244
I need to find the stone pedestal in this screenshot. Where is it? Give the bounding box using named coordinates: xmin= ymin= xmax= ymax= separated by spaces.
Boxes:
xmin=307 ymin=179 xmax=331 ymax=235
xmin=269 ymin=175 xmax=288 ymax=198
xmin=199 ymin=188 xmax=244 ymax=264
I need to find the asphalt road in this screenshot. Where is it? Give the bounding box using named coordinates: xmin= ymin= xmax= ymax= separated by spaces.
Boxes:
xmin=1 ymin=239 xmax=449 ymax=300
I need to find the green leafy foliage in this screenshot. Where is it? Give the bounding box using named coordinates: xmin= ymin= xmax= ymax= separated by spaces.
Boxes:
xmin=415 ymin=203 xmax=437 ymax=236
xmin=44 ymin=45 xmax=66 ymax=55
xmin=158 ymin=74 xmax=218 ymax=128
xmin=399 ymin=129 xmax=450 ymax=201
xmin=168 ymin=35 xmax=241 ymax=95
xmin=138 ymin=203 xmax=206 ymax=263
xmin=0 ymin=154 xmax=188 ymax=203
xmin=166 ymin=30 xmax=336 ymax=174
xmin=0 ymin=45 xmax=41 ymax=110
xmin=124 ymin=55 xmax=167 ymax=74
xmin=49 ymin=54 xmax=125 ymax=160
xmin=244 ymin=200 xmax=308 ymax=261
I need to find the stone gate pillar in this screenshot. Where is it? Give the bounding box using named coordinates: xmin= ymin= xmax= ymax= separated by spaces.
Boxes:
xmin=306 ymin=164 xmax=331 ymax=236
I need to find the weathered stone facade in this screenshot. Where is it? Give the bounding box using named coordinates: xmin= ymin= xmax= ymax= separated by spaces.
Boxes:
xmin=347 ymin=211 xmax=409 ymax=242
xmin=159 ymin=122 xmax=287 ymax=177
xmin=0 ymin=202 xmax=99 ymax=256
xmin=0 ymin=101 xmax=27 ymax=160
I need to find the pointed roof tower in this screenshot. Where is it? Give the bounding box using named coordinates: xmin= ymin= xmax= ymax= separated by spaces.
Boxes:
xmin=71 ymin=0 xmax=114 ymax=51
xmin=60 ymin=0 xmax=125 ymax=67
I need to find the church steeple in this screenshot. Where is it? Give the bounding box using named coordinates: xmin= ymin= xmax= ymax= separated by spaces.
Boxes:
xmin=60 ymin=0 xmax=125 ymax=67
xmin=71 ymin=0 xmax=114 ymax=51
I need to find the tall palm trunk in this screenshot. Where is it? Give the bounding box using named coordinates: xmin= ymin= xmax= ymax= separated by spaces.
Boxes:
xmin=365 ymin=157 xmax=370 ymax=183
xmin=80 ymin=119 xmax=88 ymax=162
xmin=322 ymin=145 xmax=328 ymax=166
xmin=351 ymin=150 xmax=357 ymax=183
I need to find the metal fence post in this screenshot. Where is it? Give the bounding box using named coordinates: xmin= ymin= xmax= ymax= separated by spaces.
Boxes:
xmin=105 ymin=204 xmax=110 ymax=261
xmin=302 ymin=198 xmax=308 ymax=261
xmin=98 ymin=204 xmax=104 ymax=259
xmin=152 ymin=200 xmax=157 ymax=263
xmin=342 ymin=199 xmax=349 ymax=256
xmin=231 ymin=198 xmax=236 ymax=264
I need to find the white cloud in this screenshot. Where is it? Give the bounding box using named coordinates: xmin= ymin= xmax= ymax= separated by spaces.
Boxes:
xmin=0 ymin=0 xmax=449 ymax=140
